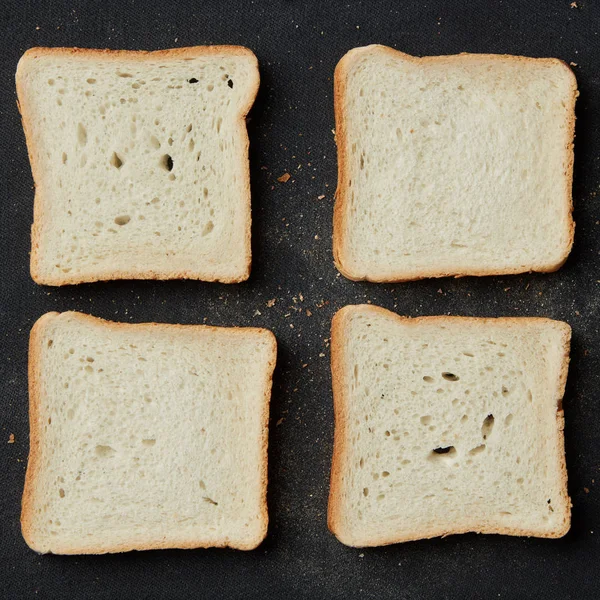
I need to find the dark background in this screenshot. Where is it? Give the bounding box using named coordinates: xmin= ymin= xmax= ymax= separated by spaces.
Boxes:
xmin=1 ymin=0 xmax=599 ymax=598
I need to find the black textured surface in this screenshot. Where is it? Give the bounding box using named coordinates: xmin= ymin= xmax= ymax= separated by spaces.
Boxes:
xmin=1 ymin=1 xmax=599 ymax=598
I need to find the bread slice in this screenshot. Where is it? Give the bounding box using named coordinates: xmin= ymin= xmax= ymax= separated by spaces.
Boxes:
xmin=16 ymin=46 xmax=259 ymax=285
xmin=333 ymin=46 xmax=577 ymax=282
xmin=22 ymin=311 xmax=276 ymax=554
xmin=328 ymin=305 xmax=571 ymax=546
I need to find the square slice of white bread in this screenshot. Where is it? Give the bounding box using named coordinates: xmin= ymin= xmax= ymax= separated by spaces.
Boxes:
xmin=22 ymin=311 xmax=276 ymax=554
xmin=333 ymin=45 xmax=577 ymax=282
xmin=328 ymin=305 xmax=571 ymax=546
xmin=16 ymin=46 xmax=259 ymax=285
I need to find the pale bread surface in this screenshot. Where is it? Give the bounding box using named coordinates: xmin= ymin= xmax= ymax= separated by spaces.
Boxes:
xmin=333 ymin=46 xmax=577 ymax=281
xmin=17 ymin=46 xmax=259 ymax=285
xmin=329 ymin=305 xmax=571 ymax=546
xmin=23 ymin=311 xmax=276 ymax=554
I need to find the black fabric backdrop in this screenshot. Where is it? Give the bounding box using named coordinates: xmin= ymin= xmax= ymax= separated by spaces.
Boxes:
xmin=1 ymin=1 xmax=599 ymax=598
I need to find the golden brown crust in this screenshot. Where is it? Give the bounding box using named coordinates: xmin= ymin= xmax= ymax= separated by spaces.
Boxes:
xmin=327 ymin=304 xmax=571 ymax=546
xmin=332 ymin=45 xmax=577 ymax=282
xmin=21 ymin=312 xmax=60 ymax=551
xmin=16 ymin=46 xmax=260 ymax=286
xmin=21 ymin=311 xmax=276 ymax=553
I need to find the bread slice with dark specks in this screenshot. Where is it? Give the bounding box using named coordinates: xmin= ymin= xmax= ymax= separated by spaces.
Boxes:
xmin=17 ymin=46 xmax=259 ymax=285
xmin=333 ymin=45 xmax=577 ymax=282
xmin=23 ymin=311 xmax=276 ymax=554
xmin=328 ymin=304 xmax=571 ymax=546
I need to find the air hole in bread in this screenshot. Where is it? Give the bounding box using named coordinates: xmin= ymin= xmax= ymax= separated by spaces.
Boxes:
xmin=47 ymin=339 xmax=53 ymax=348
xmin=58 ymin=488 xmax=65 ymax=498
xmin=87 ymin=78 xmax=96 ymax=84
xmin=77 ymin=123 xmax=87 ymax=146
xmin=442 ymin=372 xmax=459 ymax=381
xmin=207 ymin=84 xmax=214 ymax=91
xmin=420 ymin=415 xmax=432 ymax=425
xmin=228 ymin=79 xmax=234 ymax=88
xmin=118 ymin=72 xmax=133 ymax=78
xmin=114 ymin=215 xmax=131 ymax=226
xmin=481 ymin=414 xmax=495 ymax=439
xmin=469 ymin=444 xmax=486 ymax=455
xmin=110 ymin=152 xmax=123 ymax=169
xmin=502 ymin=385 xmax=510 ymax=396
xmin=423 ymin=376 xmax=434 ymax=383
xmin=428 ymin=446 xmax=456 ymax=461
xmin=201 ymin=221 xmax=214 ymax=236
xmin=504 ymin=413 xmax=513 ymax=426
xmin=216 ymin=117 xmax=222 ymax=133
xmin=142 ymin=439 xmax=156 ymax=446
xmin=48 ymin=78 xmax=55 ymax=86
xmin=95 ymin=445 xmax=115 ymax=458
xmin=188 ymin=78 xmax=198 ymax=84
xmin=203 ymin=496 xmax=218 ymax=505
xmin=160 ymin=154 xmax=173 ymax=171
xmin=363 ymin=487 xmax=369 ymax=497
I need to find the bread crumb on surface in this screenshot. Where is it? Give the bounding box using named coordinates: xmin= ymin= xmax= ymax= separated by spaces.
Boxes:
xmin=266 ymin=299 xmax=276 ymax=308
xmin=277 ymin=173 xmax=291 ymax=183
xmin=8 ymin=433 xmax=15 ymax=444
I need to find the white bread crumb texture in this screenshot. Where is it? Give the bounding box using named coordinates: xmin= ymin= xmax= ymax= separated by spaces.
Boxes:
xmin=338 ymin=47 xmax=576 ymax=279
xmin=26 ymin=313 xmax=274 ymax=553
xmin=18 ymin=50 xmax=258 ymax=282
xmin=333 ymin=308 xmax=569 ymax=545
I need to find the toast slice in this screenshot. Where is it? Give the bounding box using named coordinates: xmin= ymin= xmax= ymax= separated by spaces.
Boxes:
xmin=17 ymin=46 xmax=259 ymax=285
xmin=329 ymin=305 xmax=571 ymax=546
xmin=22 ymin=311 xmax=276 ymax=554
xmin=333 ymin=46 xmax=577 ymax=282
